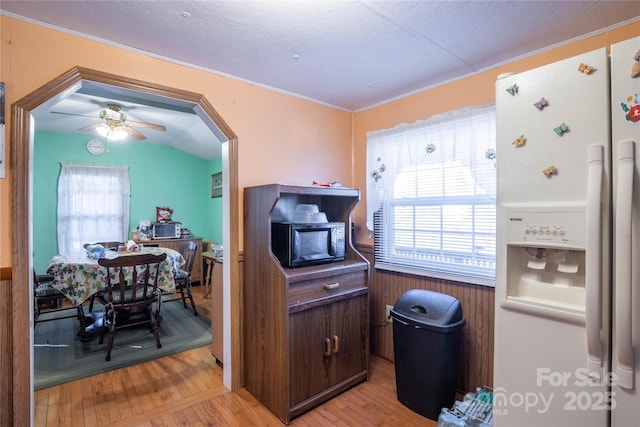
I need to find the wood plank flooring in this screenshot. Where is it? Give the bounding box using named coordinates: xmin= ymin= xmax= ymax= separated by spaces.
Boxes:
xmin=34 ymin=285 xmax=437 ymax=426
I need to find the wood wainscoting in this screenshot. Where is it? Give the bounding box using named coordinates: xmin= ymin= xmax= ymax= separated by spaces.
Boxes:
xmin=1 ymin=271 xmax=13 ymax=426
xmin=356 ymin=244 xmax=494 ymax=393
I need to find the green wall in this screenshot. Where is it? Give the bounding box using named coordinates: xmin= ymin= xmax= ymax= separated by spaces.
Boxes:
xmin=33 ymin=131 xmax=222 ymax=273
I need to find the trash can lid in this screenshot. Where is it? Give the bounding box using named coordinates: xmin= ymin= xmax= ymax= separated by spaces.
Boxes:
xmin=392 ymin=289 xmax=463 ymax=326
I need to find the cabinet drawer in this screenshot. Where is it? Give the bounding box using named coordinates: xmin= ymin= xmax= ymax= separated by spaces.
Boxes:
xmin=288 ymin=271 xmax=366 ymax=306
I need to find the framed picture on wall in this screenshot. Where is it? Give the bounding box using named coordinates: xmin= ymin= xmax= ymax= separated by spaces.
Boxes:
xmin=211 ymin=172 xmax=222 ymax=198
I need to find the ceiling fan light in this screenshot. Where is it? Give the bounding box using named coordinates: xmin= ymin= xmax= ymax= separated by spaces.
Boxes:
xmin=96 ymin=124 xmax=110 ymax=137
xmin=111 ymin=128 xmax=128 ymax=141
xmin=96 ymin=123 xmax=127 ymax=140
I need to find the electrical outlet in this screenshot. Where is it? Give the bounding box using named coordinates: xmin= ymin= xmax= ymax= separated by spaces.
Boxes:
xmin=385 ymin=304 xmax=393 ymax=323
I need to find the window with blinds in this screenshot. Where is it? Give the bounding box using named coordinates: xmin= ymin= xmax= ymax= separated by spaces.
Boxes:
xmin=366 ymin=105 xmax=496 ymax=286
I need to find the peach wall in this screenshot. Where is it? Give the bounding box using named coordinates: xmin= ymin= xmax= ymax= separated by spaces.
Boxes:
xmin=351 ymin=22 xmax=640 ymax=244
xmin=0 ymin=16 xmax=353 ymax=266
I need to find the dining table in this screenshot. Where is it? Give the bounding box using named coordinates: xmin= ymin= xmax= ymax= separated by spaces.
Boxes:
xmin=46 ymin=246 xmax=185 ymax=340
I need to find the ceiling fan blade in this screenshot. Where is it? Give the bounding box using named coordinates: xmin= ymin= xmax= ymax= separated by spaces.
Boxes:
xmin=78 ymin=123 xmax=103 ymax=132
xmin=127 ymin=120 xmax=167 ymax=131
xmin=123 ymin=126 xmax=147 ymax=140
xmin=51 ymin=111 xmax=101 ymax=120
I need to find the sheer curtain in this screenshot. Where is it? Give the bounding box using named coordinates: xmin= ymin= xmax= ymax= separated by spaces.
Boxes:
xmin=365 ymin=105 xmax=496 ymax=285
xmin=57 ymin=163 xmax=130 ymax=253
xmin=366 ymin=105 xmax=496 ymax=230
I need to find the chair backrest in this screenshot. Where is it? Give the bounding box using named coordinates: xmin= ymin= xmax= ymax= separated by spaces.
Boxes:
xmin=33 ymin=270 xmax=55 ymax=288
xmin=181 ymin=240 xmax=198 ymax=274
xmin=98 ymin=252 xmax=167 ymax=306
xmin=33 ymin=269 xmax=43 ymax=293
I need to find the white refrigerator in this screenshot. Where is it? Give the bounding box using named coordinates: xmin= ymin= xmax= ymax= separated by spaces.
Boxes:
xmin=494 ymin=36 xmax=640 ymax=426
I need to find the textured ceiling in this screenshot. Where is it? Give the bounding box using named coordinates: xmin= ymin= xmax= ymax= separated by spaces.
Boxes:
xmin=2 ymin=0 xmax=639 ymax=158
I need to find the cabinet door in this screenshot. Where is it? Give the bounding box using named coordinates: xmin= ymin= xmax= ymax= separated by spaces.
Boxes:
xmin=288 ymin=292 xmax=368 ymax=408
xmin=329 ymin=293 xmax=368 ymax=386
xmin=289 ymin=304 xmax=331 ymax=407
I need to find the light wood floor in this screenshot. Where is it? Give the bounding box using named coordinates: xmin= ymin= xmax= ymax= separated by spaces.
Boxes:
xmin=34 ymin=285 xmax=437 ymax=426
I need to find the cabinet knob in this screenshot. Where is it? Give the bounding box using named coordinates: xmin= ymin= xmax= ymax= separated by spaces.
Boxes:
xmin=323 ymin=282 xmax=339 ymax=290
xmin=332 ymin=335 xmax=339 ymax=354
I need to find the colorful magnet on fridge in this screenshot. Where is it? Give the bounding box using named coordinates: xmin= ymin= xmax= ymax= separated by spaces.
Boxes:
xmin=625 ymin=105 xmax=640 ymax=123
xmin=553 ymin=123 xmax=568 ymax=135
xmin=512 ymin=135 xmax=526 ymax=147
xmin=542 ymin=165 xmax=558 ymax=177
xmin=534 ymin=98 xmax=548 ymax=110
xmin=621 ymin=94 xmax=640 ymax=122
xmin=578 ymin=63 xmax=594 ymax=74
xmin=506 ymin=84 xmax=518 ymax=96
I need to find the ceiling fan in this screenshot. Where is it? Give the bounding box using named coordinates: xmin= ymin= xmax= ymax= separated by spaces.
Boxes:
xmin=52 ymin=103 xmax=167 ymax=141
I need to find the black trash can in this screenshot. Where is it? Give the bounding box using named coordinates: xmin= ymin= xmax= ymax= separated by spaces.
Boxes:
xmin=391 ymin=289 xmax=466 ymax=421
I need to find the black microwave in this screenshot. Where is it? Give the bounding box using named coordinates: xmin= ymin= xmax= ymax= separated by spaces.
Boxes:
xmin=271 ymin=222 xmax=346 ymax=268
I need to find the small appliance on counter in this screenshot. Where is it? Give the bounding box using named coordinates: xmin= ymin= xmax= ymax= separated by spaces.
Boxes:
xmin=151 ymin=221 xmax=181 ymax=239
xmin=271 ymin=203 xmax=346 ymax=268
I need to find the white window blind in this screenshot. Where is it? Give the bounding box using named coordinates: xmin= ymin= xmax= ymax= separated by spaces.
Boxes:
xmin=366 ymin=105 xmax=496 ymax=286
xmin=57 ymin=163 xmax=130 ymax=253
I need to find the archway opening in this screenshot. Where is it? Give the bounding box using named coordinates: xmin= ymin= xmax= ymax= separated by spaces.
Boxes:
xmin=11 ymin=66 xmax=241 ymax=424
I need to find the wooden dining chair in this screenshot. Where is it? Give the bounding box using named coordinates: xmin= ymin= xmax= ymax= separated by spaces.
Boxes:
xmin=84 ymin=241 xmax=124 ymax=313
xmin=33 ymin=270 xmax=79 ymax=326
xmin=97 ymin=252 xmax=167 ymax=361
xmin=162 ymin=240 xmax=198 ymax=315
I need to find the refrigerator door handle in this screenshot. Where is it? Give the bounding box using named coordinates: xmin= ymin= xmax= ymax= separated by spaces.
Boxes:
xmin=615 ymin=140 xmax=635 ymax=390
xmin=586 ymin=144 xmax=604 ymax=377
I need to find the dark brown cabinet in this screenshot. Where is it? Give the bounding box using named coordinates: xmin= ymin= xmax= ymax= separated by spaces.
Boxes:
xmin=289 ymin=291 xmax=368 ymax=409
xmin=142 ymin=237 xmax=203 ymax=284
xmin=244 ymin=184 xmax=370 ymax=424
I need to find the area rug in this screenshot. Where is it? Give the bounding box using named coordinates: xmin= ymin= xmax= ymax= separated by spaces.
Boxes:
xmin=34 ymin=299 xmax=211 ymax=390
